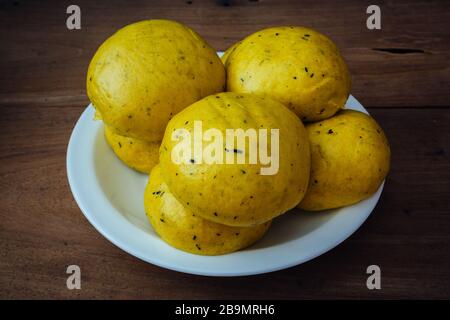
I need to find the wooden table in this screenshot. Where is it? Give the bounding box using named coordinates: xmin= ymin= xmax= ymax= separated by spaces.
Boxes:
xmin=1 ymin=0 xmax=449 ymax=299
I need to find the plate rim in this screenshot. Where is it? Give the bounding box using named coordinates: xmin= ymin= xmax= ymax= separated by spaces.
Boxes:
xmin=67 ymin=93 xmax=384 ymax=277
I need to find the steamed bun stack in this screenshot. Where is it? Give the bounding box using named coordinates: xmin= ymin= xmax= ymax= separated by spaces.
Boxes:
xmin=146 ymin=92 xmax=311 ymax=254
xmin=222 ymin=26 xmax=389 ymax=211
xmin=87 ymin=21 xmax=390 ymax=256
xmin=87 ymin=20 xmax=225 ymax=173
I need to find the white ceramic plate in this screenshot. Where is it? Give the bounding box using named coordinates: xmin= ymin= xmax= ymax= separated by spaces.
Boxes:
xmin=67 ymin=53 xmax=383 ymax=276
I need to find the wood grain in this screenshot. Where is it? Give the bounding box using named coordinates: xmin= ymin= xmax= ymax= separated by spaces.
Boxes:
xmin=0 ymin=0 xmax=450 ymax=299
xmin=0 ymin=0 xmax=449 ymax=108
xmin=1 ymin=105 xmax=449 ymax=299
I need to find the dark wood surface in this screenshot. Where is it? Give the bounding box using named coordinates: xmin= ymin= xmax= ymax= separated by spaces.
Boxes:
xmin=1 ymin=0 xmax=449 ymax=299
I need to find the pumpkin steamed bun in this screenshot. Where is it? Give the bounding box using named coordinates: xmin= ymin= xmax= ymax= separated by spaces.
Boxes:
xmin=104 ymin=126 xmax=159 ymax=174
xmin=144 ymin=165 xmax=272 ymax=255
xmin=159 ymin=92 xmax=311 ymax=227
xmin=223 ymin=26 xmax=351 ymax=122
xmin=87 ymin=19 xmax=225 ymax=142
xmin=299 ymin=110 xmax=390 ymax=211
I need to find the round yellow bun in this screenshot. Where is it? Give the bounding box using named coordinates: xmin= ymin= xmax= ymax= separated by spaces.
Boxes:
xmin=299 ymin=110 xmax=390 ymax=211
xmin=87 ymin=19 xmax=225 ymax=142
xmin=144 ymin=165 xmax=272 ymax=255
xmin=223 ymin=26 xmax=351 ymax=122
xmin=159 ymin=92 xmax=311 ymax=227
xmin=104 ymin=125 xmax=160 ymax=174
